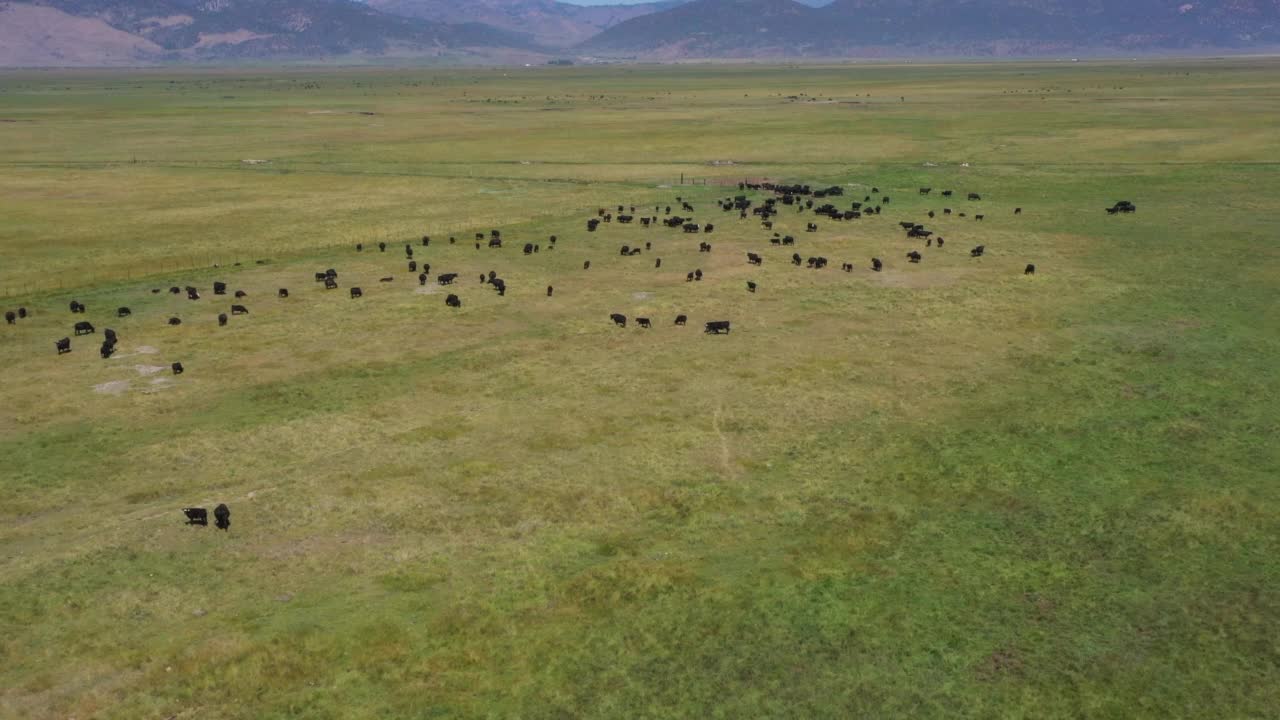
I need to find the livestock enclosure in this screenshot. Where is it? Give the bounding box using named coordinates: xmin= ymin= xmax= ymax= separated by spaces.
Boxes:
xmin=1 ymin=59 xmax=1278 ymax=719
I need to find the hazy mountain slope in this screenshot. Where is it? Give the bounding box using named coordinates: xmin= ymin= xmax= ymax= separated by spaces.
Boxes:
xmin=367 ymin=0 xmax=692 ymax=47
xmin=581 ymin=0 xmax=1280 ymax=56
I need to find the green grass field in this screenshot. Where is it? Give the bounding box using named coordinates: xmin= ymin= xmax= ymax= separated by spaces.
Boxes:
xmin=1 ymin=59 xmax=1278 ymax=719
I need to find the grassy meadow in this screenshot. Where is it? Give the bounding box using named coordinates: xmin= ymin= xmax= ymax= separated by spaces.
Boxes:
xmin=1 ymin=59 xmax=1278 ymax=718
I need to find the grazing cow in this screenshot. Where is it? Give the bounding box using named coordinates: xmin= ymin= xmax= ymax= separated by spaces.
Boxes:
xmin=56 ymin=337 xmax=71 ymax=354
xmin=213 ymin=282 xmax=227 ymax=295
xmin=583 ymin=261 xmax=591 ymax=270
xmin=763 ymin=221 xmax=773 ymax=230
xmin=704 ymin=320 xmax=731 ymax=335
xmin=405 ymin=246 xmax=413 ymax=257
xmin=214 ymin=503 xmax=230 ymax=531
xmin=418 ymin=273 xmax=427 ymax=286
xmin=704 ymin=224 xmax=714 ymax=234
xmin=409 ymin=261 xmax=417 ymax=272
xmin=792 ymin=253 xmax=802 ymax=266
xmin=350 ymin=288 xmax=363 ymax=299
xmin=438 ymin=273 xmax=458 ymax=286
xmin=637 ymin=317 xmax=652 ymax=329
xmin=104 ymin=328 xmax=117 ymax=343
xmin=170 ymin=286 xmax=181 ymax=294
xmin=446 ymin=294 xmax=461 ymax=308
xmin=231 ymin=304 xmax=249 ymax=315
xmin=882 ymin=196 xmax=891 ymax=204
xmin=970 ymin=245 xmax=985 ymax=258
xmin=747 ymin=281 xmax=757 ymax=293
xmin=379 ymin=242 xmax=387 ymax=252
xmin=489 ymin=238 xmax=502 ymax=249
xmin=968 ymin=193 xmax=981 ymax=201
xmin=675 ymin=314 xmax=687 ymax=326
xmin=186 ymin=287 xmax=200 ymax=300
xmin=620 ymin=245 xmax=631 ymax=256
xmin=1025 ymin=263 xmax=1036 ymax=275
xmin=618 ymin=215 xmax=634 ymax=224
xmin=547 ymin=286 xmax=554 ymax=297
xmin=699 ymin=242 xmax=712 ymax=253
xmin=172 ymin=362 xmax=184 ymax=375
xmin=683 ymin=223 xmax=700 ymax=234
xmin=423 ymin=264 xmax=430 ymax=275
xmin=641 ymin=217 xmax=651 ymax=227
xmin=423 ymin=236 xmax=430 ymax=246
xmin=942 ymin=190 xmax=953 ymax=197
xmin=315 ymin=272 xmax=327 ymax=282
xmin=491 ymin=279 xmax=506 ymax=296
xmin=770 ymin=237 xmax=781 ymax=245
xmin=841 ymin=263 xmax=853 ymax=272
xmin=117 ymin=307 xmax=131 ymax=318
xmin=218 ymin=313 xmax=228 ymax=326
xmin=695 ymin=269 xmax=703 ymax=281
xmin=907 ymin=251 xmax=922 ymax=264
xmin=325 ymin=277 xmax=338 ymax=290
xmin=975 ymin=215 xmax=985 ymax=222
xmin=524 ymin=243 xmax=534 ymax=255
xmin=1107 ymin=201 xmax=1137 ymax=214
xmin=782 ymin=236 xmax=795 ymax=246
xmin=610 ymin=313 xmax=627 ymax=328
xmin=100 ymin=340 xmax=115 ymax=359
xmin=806 ymin=223 xmax=818 ymax=232
xmin=169 ymin=317 xmax=182 ymax=326
xmin=686 ymin=272 xmax=695 ymax=282
xmin=4 ymin=311 xmax=14 ymax=325
xmin=655 ymin=258 xmax=662 ymax=268
xmin=587 ymin=219 xmax=600 ymax=232
xmin=747 ymin=252 xmax=762 ymax=266
xmin=380 ymin=277 xmax=393 ymax=283
xmin=488 ymin=271 xmax=497 ymax=281
xmin=549 ymin=235 xmax=557 ymax=245
xmin=944 ymin=208 xmax=952 ymax=215
xmin=74 ymin=321 xmax=95 ymax=336
xmin=18 ymin=307 xmax=28 ymax=318
xmin=357 ymin=243 xmax=363 ymax=252
xmin=183 ymin=507 xmax=208 ymax=526
xmin=936 ymin=238 xmax=945 ymax=248
xmin=69 ymin=301 xmax=85 ymax=314
xmin=234 ymin=290 xmax=247 ymax=298
xmin=872 ymin=257 xmax=883 ymax=272
xmin=928 ymin=211 xmax=935 ymax=219
xmin=277 ymin=288 xmax=289 ymax=299
xmin=1015 ymin=207 xmax=1023 ymax=215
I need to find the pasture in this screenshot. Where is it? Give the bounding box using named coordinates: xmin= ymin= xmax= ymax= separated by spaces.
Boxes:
xmin=1 ymin=59 xmax=1278 ymax=719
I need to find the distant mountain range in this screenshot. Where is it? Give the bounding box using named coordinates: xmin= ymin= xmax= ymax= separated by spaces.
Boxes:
xmin=0 ymin=0 xmax=1277 ymax=66
xmin=581 ymin=0 xmax=1280 ymax=57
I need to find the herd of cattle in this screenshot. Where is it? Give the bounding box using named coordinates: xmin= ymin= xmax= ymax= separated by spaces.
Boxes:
xmin=3 ymin=181 xmax=1140 ymax=368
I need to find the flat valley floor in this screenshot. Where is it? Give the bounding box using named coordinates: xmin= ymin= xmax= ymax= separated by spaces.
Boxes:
xmin=1 ymin=59 xmax=1278 ymax=718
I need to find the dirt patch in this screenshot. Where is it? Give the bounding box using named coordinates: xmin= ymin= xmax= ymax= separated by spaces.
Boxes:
xmin=414 ymin=287 xmax=438 ymax=295
xmin=976 ymin=647 xmax=1024 ymax=680
xmin=93 ymin=380 xmax=130 ymax=396
xmin=872 ymin=269 xmax=961 ymax=289
xmin=632 ymin=292 xmax=653 ymax=301
xmin=135 ymin=364 xmax=167 ymax=376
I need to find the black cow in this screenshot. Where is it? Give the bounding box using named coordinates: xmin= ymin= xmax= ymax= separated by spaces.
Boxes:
xmin=547 ymin=286 xmax=554 ymax=297
xmin=637 ymin=317 xmax=652 ymax=329
xmin=841 ymin=263 xmax=853 ymax=272
xmin=806 ymin=223 xmax=818 ymax=232
xmin=446 ymin=294 xmax=462 ymax=308
xmin=325 ymin=277 xmax=338 ymax=290
xmin=4 ymin=311 xmax=14 ymax=325
xmin=937 ymin=238 xmax=945 ymax=248
xmin=583 ymin=261 xmax=591 ymax=270
xmin=1025 ymin=264 xmax=1036 ymax=275
xmin=704 ymin=320 xmax=731 ymax=334
xmin=699 ymin=242 xmax=712 ymax=253
xmin=405 ymin=245 xmax=413 ymax=257
xmin=357 ymin=243 xmax=363 ymax=252
xmin=763 ymin=221 xmax=773 ymax=230
xmin=792 ymin=253 xmax=802 ymax=266
xmin=380 ymin=277 xmax=393 ymax=283
xmin=970 ymin=245 xmax=985 ymax=258
xmin=704 ymin=224 xmax=714 ymax=234
xmin=183 ymin=507 xmax=208 ymax=526
xmin=218 ymin=313 xmax=228 ymax=326
xmin=695 ymin=269 xmax=703 ymax=281
xmin=782 ymin=236 xmax=795 ymax=246
xmin=587 ymin=219 xmax=600 ymax=232
xmin=747 ymin=281 xmax=757 ymax=293
xmin=747 ymin=252 xmax=762 ymax=265
xmin=683 ymin=223 xmax=700 ymax=234
xmin=231 ymin=304 xmax=248 ymax=315
xmin=279 ymin=288 xmax=289 ymax=298
xmin=620 ymin=245 xmax=631 ymax=256
xmin=491 ymin=279 xmax=506 ymax=296
xmin=907 ymin=251 xmax=922 ymax=264
xmin=438 ymin=273 xmax=458 ymax=286
xmin=942 ymin=190 xmax=953 ymax=197
xmin=674 ymin=314 xmax=687 ymax=326
xmin=422 ymin=264 xmax=431 ymax=275
xmin=214 ymin=503 xmax=230 ymax=531
xmin=975 ymin=215 xmax=985 ymax=222
xmin=968 ymin=193 xmax=982 ymax=201
xmin=17 ymin=307 xmax=27 ymax=319
xmin=100 ymin=340 xmax=115 ymax=359
xmin=919 ymin=187 xmax=932 ymax=195
xmin=1015 ymin=207 xmax=1023 ymax=215
xmin=172 ymin=362 xmax=184 ymax=375
xmin=104 ymin=328 xmax=117 ymax=343
xmin=655 ymin=258 xmax=662 ymax=268
xmin=170 ymin=286 xmax=181 ymax=294
xmin=379 ymin=242 xmax=387 ymax=252
xmin=350 ymin=288 xmax=363 ymax=299
xmin=74 ymin=321 xmax=95 ymax=336
xmin=610 ymin=313 xmax=627 ymax=328
xmin=169 ymin=317 xmax=182 ymax=326
xmin=422 ymin=236 xmax=431 ymax=246
xmin=117 ymin=307 xmax=131 ymax=318
xmin=186 ymin=287 xmax=200 ymax=300
xmin=944 ymin=208 xmax=952 ymax=215
xmin=409 ymin=261 xmax=417 ymax=272
xmin=69 ymin=301 xmax=84 ymax=314
xmin=214 ymin=282 xmax=227 ymax=295
xmin=419 ymin=273 xmax=428 ymax=286
xmin=315 ymin=272 xmax=327 ymax=282
xmin=524 ymin=243 xmax=534 ymax=255
xmin=872 ymin=257 xmax=883 ymax=272
xmin=55 ymin=337 xmax=71 ymax=354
